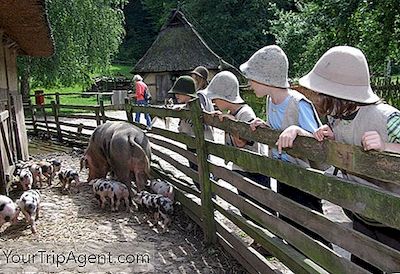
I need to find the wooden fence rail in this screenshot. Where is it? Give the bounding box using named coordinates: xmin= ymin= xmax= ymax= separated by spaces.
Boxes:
xmin=23 ymin=97 xmax=400 ymax=273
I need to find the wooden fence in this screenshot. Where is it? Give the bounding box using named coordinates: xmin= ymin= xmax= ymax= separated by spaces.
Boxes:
xmin=23 ymin=96 xmax=400 ymax=274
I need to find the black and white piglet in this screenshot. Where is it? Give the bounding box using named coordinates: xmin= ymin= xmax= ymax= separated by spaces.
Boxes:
xmin=19 ymin=168 xmax=33 ymax=190
xmin=148 ymin=179 xmax=174 ymax=201
xmin=16 ymin=190 xmax=41 ymax=233
xmin=91 ymin=178 xmax=133 ymax=212
xmin=134 ymin=191 xmax=174 ymax=231
xmin=58 ymin=169 xmax=80 ymax=193
xmin=0 ymin=195 xmax=18 ymax=229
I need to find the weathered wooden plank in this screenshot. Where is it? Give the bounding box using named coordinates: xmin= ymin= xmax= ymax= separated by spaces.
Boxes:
xmin=203 ymin=113 xmax=400 ymax=185
xmin=31 ymin=104 xmax=55 ymax=109
xmin=58 ymin=121 xmax=96 ymax=131
xmin=51 ymin=101 xmax=62 ymax=142
xmin=209 ymin=163 xmax=400 ymax=272
xmin=151 ymin=148 xmax=199 ymax=184
xmin=189 ymin=99 xmax=216 ymax=245
xmin=99 ymin=100 xmax=106 ymax=123
xmin=214 ymin=182 xmax=369 ymax=274
xmin=147 ymin=126 xmax=196 ymax=148
xmin=0 ymin=122 xmax=12 ymax=166
xmin=214 ymin=200 xmax=328 ymax=274
xmin=58 ymin=113 xmax=98 ymax=120
xmin=148 ymin=136 xmax=198 ymax=165
xmin=216 ymin=221 xmax=276 ymax=274
xmin=175 ymin=184 xmax=277 ymax=274
xmin=130 ymin=104 xmax=190 ymax=119
xmin=207 ymin=141 xmax=400 ymax=230
xmin=103 ymin=116 xmax=125 ymax=122
xmin=150 ymin=166 xmax=199 ymax=197
xmin=58 ymin=104 xmax=99 ymax=111
xmin=0 ymin=110 xmax=8 ymax=122
xmin=175 ymin=190 xmax=202 ymax=219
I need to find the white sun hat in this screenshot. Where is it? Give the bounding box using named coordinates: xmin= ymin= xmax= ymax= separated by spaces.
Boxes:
xmin=205 ymin=71 xmax=244 ymax=104
xmin=299 ymin=46 xmax=380 ymax=104
xmin=240 ymin=45 xmax=289 ymax=88
xmin=133 ymin=74 xmax=143 ymax=81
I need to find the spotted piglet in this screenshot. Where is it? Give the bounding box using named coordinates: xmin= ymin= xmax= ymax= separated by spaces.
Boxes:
xmin=0 ymin=195 xmax=18 ymax=229
xmin=134 ymin=191 xmax=174 ymax=232
xmin=112 ymin=180 xmax=133 ymax=212
xmin=58 ymin=169 xmax=80 ymax=193
xmin=92 ymin=178 xmax=115 ymax=211
xmin=148 ymin=179 xmax=174 ymax=201
xmin=39 ymin=160 xmax=55 ymax=186
xmin=16 ymin=190 xmax=41 ymax=233
xmin=92 ymin=178 xmax=133 ymax=212
xmin=29 ymin=163 xmax=43 ymax=188
xmin=19 ymin=168 xmax=33 ymax=190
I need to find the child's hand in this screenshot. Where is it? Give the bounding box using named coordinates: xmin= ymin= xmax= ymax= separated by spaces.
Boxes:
xmin=275 ymin=125 xmax=299 ymax=154
xmin=313 ymin=125 xmax=335 ymax=141
xmin=218 ymin=113 xmax=235 ymax=122
xmin=362 ymin=131 xmax=385 ymax=151
xmin=250 ymin=118 xmax=267 ymax=131
xmin=209 ymin=110 xmax=223 ymax=117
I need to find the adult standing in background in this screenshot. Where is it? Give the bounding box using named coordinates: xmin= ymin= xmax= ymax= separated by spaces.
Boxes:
xmin=133 ymin=74 xmax=151 ymax=128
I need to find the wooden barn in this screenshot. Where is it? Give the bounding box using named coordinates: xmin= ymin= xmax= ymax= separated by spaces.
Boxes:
xmin=0 ymin=0 xmax=54 ymax=193
xmin=132 ymin=9 xmax=236 ymax=103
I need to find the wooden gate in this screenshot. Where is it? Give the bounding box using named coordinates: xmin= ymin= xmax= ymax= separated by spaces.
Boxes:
xmin=0 ymin=109 xmax=15 ymax=193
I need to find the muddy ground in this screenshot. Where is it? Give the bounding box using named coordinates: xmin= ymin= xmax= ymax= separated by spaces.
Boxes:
xmin=0 ymin=145 xmax=246 ymax=274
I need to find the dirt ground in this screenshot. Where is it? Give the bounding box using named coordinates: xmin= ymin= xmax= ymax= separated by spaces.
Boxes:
xmin=0 ymin=147 xmax=246 ymax=274
xmin=10 ymin=110 xmax=353 ymax=273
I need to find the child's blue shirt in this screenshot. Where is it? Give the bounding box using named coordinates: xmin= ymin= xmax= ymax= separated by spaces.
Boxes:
xmin=268 ymin=96 xmax=319 ymax=161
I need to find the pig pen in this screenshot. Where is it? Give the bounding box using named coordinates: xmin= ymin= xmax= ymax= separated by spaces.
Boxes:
xmin=0 ymin=141 xmax=246 ymax=274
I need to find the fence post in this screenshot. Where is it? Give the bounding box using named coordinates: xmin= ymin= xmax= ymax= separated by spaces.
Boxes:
xmin=95 ymin=108 xmax=101 ymax=126
xmin=42 ymin=105 xmax=50 ymax=137
xmin=125 ymin=98 xmax=133 ymax=123
xmin=100 ymin=100 xmax=106 ymax=123
xmin=31 ymin=102 xmax=37 ymax=135
xmin=189 ymin=98 xmax=216 ymax=245
xmin=51 ymin=100 xmax=62 ymax=142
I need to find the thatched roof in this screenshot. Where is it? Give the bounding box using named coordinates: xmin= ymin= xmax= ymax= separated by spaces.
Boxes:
xmin=0 ymin=0 xmax=54 ymax=56
xmin=133 ymin=10 xmax=230 ymax=74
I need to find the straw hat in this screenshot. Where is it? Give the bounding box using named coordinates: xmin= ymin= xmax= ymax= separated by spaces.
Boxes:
xmin=133 ymin=74 xmax=143 ymax=81
xmin=190 ymin=66 xmax=209 ymax=81
xmin=240 ymin=45 xmax=289 ymax=88
xmin=168 ymin=76 xmax=197 ymax=98
xmin=205 ymin=71 xmax=244 ymax=104
xmin=299 ymin=46 xmax=379 ymax=104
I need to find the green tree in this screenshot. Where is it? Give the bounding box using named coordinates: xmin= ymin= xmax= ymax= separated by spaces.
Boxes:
xmin=129 ymin=0 xmax=294 ymax=67
xmin=19 ymin=0 xmax=127 ymax=96
xmin=270 ymin=0 xmax=400 ymax=78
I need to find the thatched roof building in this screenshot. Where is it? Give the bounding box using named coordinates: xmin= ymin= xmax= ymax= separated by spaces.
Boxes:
xmin=132 ymin=9 xmax=236 ymax=103
xmin=134 ymin=9 xmax=228 ymax=73
xmin=0 ymin=0 xmax=54 ymax=193
xmin=0 ymin=0 xmax=54 ymax=56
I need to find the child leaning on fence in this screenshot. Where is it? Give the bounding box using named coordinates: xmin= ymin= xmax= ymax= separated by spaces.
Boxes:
xmin=295 ymin=46 xmax=400 ymax=273
xmin=205 ymin=71 xmax=271 ymax=221
xmin=240 ymin=45 xmax=330 ymax=247
xmin=168 ymin=76 xmax=214 ymax=190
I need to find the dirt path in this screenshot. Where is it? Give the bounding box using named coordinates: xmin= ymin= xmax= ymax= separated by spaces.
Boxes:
xmin=0 ymin=148 xmax=245 ymax=273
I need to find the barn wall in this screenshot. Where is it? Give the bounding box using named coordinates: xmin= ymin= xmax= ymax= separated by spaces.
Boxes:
xmin=0 ymin=36 xmax=30 ymax=192
xmin=5 ymin=47 xmax=29 ymax=160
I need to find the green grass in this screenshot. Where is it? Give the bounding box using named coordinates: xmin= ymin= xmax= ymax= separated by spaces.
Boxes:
xmin=107 ymin=64 xmax=133 ymax=78
xmin=31 ymin=63 xmax=131 ymax=109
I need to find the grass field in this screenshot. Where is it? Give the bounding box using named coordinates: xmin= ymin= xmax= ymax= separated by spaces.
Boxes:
xmin=31 ymin=64 xmax=132 ymax=108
